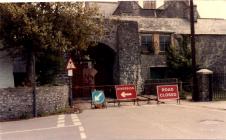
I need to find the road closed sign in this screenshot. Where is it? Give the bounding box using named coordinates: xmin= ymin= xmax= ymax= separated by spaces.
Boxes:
xmin=157 ymin=85 xmax=179 ymax=101
xmin=115 ymin=85 xmax=137 ymax=100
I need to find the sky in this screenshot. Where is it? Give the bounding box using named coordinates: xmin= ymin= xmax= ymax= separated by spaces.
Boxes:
xmin=154 ymin=0 xmax=226 ymax=19
xmin=0 ymin=0 xmax=226 ymax=19
xmin=194 ymin=0 xmax=226 ymax=19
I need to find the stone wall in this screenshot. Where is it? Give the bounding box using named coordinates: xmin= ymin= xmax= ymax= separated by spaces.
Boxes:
xmin=117 ymin=21 xmax=143 ymax=92
xmin=140 ymin=55 xmax=167 ymax=82
xmin=101 ymin=19 xmax=118 ymax=52
xmin=0 ymin=86 xmax=68 ymax=121
xmin=196 ymin=35 xmax=226 ymax=74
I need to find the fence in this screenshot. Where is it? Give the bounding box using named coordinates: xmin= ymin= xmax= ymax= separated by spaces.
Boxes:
xmin=143 ymin=79 xmax=192 ymax=99
xmin=72 ymin=85 xmax=116 ymax=99
xmin=72 ymin=78 xmax=193 ymax=100
xmin=212 ymin=73 xmax=226 ymax=100
xmin=71 ymin=75 xmax=226 ymax=105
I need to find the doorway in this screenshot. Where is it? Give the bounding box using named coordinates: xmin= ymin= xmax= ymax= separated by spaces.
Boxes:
xmin=87 ymin=43 xmax=116 ymax=86
xmin=73 ymin=43 xmax=116 ymax=98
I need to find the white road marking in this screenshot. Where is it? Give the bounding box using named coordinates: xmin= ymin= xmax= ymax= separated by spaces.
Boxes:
xmin=71 ymin=116 xmax=78 ymax=119
xmin=0 ymin=125 xmax=76 ymax=135
xmin=57 ymin=123 xmax=65 ymax=127
xmin=71 ymin=114 xmax=78 ymax=117
xmin=57 ymin=114 xmax=65 ymax=127
xmin=71 ymin=115 xmax=81 ymax=126
xmin=57 ymin=119 xmax=65 ymax=123
xmin=72 ymin=118 xmax=80 ymax=122
xmin=80 ymin=132 xmax=87 ymax=139
xmin=58 ymin=115 xmax=65 ymax=119
xmin=71 ymin=113 xmax=87 ymax=139
xmin=73 ymin=122 xmax=82 ymax=126
xmin=78 ymin=126 xmax=85 ymax=132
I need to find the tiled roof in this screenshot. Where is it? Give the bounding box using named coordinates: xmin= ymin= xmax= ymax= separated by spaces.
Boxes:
xmin=110 ymin=16 xmax=226 ymax=35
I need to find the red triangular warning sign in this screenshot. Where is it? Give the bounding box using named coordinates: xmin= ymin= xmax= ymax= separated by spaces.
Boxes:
xmin=66 ymin=58 xmax=76 ymax=70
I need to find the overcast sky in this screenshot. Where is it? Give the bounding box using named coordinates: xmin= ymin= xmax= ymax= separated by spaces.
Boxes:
xmin=194 ymin=0 xmax=226 ymax=19
xmin=155 ymin=0 xmax=226 ymax=19
xmin=1 ymin=0 xmax=226 ymax=19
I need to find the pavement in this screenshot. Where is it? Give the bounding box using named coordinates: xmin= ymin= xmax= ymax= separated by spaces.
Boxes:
xmin=74 ymin=97 xmax=226 ymax=111
xmin=182 ymin=100 xmax=226 ymax=111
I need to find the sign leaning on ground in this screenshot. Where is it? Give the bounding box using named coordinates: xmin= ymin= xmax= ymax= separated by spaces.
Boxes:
xmin=115 ymin=85 xmax=137 ymax=100
xmin=157 ymin=85 xmax=179 ymax=103
xmin=92 ymin=90 xmax=105 ymax=105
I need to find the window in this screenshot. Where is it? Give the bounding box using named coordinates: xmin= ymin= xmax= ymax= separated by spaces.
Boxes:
xmin=159 ymin=35 xmax=171 ymax=53
xmin=150 ymin=67 xmax=167 ymax=79
xmin=141 ymin=35 xmax=154 ymax=53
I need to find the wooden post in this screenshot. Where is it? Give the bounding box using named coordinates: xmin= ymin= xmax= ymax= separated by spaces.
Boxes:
xmin=190 ymin=0 xmax=199 ymax=101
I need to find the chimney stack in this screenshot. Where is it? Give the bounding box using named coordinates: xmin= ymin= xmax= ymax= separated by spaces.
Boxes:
xmin=143 ymin=1 xmax=156 ymax=9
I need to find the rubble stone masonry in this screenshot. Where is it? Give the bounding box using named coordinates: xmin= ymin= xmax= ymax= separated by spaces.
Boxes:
xmin=0 ymin=86 xmax=68 ymax=121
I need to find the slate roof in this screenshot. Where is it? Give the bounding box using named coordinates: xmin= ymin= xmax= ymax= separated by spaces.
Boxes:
xmin=110 ymin=16 xmax=226 ymax=35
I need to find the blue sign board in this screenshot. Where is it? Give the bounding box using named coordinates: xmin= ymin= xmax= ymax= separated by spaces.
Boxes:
xmin=92 ymin=90 xmax=105 ymax=105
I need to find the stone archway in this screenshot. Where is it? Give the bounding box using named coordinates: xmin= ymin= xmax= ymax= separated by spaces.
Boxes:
xmin=72 ymin=43 xmax=116 ymax=98
xmin=87 ymin=43 xmax=116 ymax=86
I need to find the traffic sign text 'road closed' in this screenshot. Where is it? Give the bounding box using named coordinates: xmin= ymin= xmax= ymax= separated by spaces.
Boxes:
xmin=157 ymin=85 xmax=179 ymax=100
xmin=115 ymin=85 xmax=137 ymax=100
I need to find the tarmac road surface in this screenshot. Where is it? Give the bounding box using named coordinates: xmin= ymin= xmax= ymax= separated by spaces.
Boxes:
xmin=1 ymin=101 xmax=226 ymax=140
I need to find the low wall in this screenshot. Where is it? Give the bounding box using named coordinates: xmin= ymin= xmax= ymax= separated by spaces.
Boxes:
xmin=0 ymin=86 xmax=68 ymax=121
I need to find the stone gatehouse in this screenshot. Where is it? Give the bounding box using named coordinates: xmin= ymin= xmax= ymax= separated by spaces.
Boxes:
xmin=83 ymin=1 xmax=226 ymax=92
xmin=1 ymin=1 xmax=226 ymax=92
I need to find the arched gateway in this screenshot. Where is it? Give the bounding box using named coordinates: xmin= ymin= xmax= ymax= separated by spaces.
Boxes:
xmin=72 ymin=43 xmax=116 ymax=98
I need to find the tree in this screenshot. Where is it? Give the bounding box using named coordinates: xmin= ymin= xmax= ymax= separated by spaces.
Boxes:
xmin=166 ymin=35 xmax=193 ymax=82
xmin=0 ymin=3 xmax=104 ymax=85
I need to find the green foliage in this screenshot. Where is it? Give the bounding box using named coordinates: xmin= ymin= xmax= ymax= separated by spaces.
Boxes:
xmin=166 ymin=35 xmax=192 ymax=82
xmin=36 ymin=50 xmax=64 ymax=85
xmin=0 ymin=3 xmax=103 ymax=53
xmin=0 ymin=3 xmax=104 ymax=85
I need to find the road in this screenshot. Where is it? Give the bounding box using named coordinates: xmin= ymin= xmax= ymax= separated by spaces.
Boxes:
xmin=1 ymin=102 xmax=226 ymax=140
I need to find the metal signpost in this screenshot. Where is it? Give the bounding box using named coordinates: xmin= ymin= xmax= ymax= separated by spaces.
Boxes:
xmin=157 ymin=85 xmax=180 ymax=104
xmin=66 ymin=58 xmax=76 ymax=108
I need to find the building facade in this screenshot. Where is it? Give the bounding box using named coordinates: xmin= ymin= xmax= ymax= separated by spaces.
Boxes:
xmin=1 ymin=1 xmax=226 ymax=91
xmin=86 ymin=1 xmax=226 ymax=92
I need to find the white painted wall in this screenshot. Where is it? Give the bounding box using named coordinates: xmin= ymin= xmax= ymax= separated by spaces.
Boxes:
xmin=0 ymin=51 xmax=14 ymax=88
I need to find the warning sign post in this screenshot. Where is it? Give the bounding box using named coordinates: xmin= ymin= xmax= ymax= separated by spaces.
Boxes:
xmin=157 ymin=85 xmax=180 ymax=103
xmin=115 ymin=85 xmax=137 ymax=100
xmin=115 ymin=84 xmax=138 ymax=106
xmin=66 ymin=58 xmax=76 ymax=77
xmin=66 ymin=58 xmax=76 ymax=108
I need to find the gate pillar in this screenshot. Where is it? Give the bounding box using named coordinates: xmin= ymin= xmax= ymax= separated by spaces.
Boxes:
xmin=196 ymin=69 xmax=213 ymax=101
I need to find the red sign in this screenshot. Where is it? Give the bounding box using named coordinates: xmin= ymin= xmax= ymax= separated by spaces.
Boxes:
xmin=157 ymin=85 xmax=179 ymax=100
xmin=115 ymin=85 xmax=137 ymax=100
xmin=66 ymin=58 xmax=76 ymax=70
